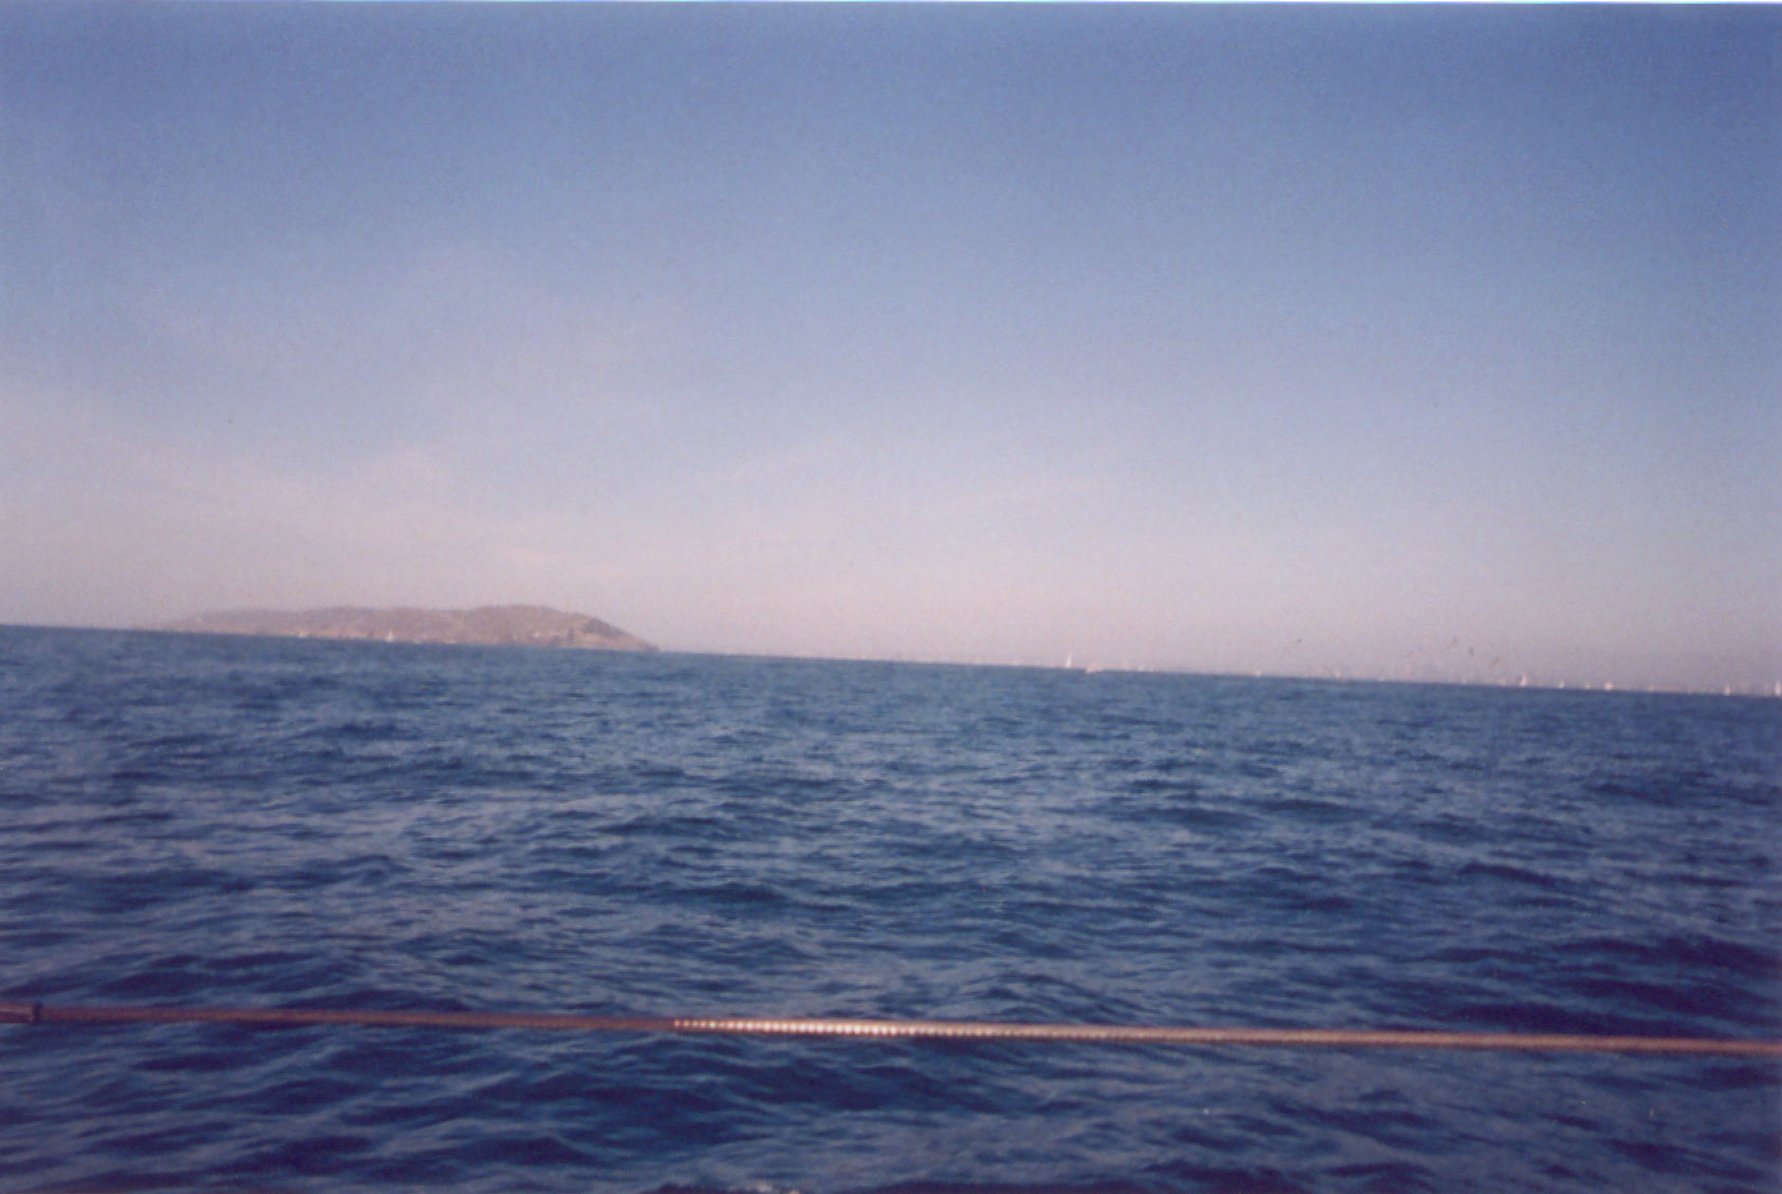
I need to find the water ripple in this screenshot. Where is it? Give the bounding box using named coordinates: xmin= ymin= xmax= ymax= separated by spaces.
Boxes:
xmin=0 ymin=629 xmax=1776 ymax=1193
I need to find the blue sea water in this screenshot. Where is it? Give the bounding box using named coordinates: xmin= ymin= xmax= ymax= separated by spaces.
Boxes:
xmin=0 ymin=625 xmax=1777 ymax=1193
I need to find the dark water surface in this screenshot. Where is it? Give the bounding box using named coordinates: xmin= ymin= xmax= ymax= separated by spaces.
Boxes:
xmin=2 ymin=626 xmax=1777 ymax=1192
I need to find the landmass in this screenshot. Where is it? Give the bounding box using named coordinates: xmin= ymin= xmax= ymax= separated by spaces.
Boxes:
xmin=153 ymin=605 xmax=657 ymax=652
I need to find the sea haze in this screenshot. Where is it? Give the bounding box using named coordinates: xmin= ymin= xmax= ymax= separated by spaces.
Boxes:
xmin=1 ymin=625 xmax=1777 ymax=1193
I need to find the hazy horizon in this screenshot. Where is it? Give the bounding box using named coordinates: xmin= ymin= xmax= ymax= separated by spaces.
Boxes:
xmin=4 ymin=5 xmax=1778 ymax=694
xmin=4 ymin=610 xmax=1772 ymax=699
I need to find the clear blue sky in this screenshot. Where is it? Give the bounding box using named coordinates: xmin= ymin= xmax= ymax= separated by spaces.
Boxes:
xmin=3 ymin=4 xmax=1777 ymax=690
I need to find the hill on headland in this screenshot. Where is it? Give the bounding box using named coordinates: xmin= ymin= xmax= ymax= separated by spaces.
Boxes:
xmin=154 ymin=605 xmax=657 ymax=652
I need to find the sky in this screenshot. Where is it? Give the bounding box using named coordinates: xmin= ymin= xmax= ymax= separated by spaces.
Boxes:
xmin=2 ymin=4 xmax=1778 ymax=691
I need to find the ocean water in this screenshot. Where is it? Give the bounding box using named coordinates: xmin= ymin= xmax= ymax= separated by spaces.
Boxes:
xmin=1 ymin=625 xmax=1777 ymax=1194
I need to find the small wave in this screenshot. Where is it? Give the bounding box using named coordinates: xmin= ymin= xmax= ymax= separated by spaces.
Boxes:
xmin=686 ymin=880 xmax=794 ymax=908
xmin=1567 ymin=933 xmax=1779 ymax=981
xmin=1457 ymin=860 xmax=1565 ymax=889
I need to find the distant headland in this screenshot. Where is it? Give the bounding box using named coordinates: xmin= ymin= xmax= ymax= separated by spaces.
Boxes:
xmin=152 ymin=605 xmax=657 ymax=652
